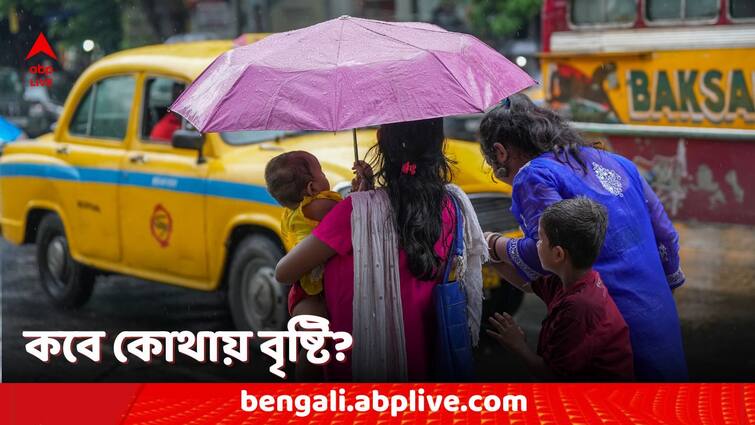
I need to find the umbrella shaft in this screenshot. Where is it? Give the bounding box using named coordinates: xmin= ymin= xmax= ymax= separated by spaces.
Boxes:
xmin=353 ymin=128 xmax=358 ymax=162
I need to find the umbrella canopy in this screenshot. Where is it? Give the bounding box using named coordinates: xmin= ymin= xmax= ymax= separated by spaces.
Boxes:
xmin=171 ymin=15 xmax=536 ymax=133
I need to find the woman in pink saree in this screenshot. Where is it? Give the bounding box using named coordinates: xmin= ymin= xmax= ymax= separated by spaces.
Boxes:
xmin=275 ymin=118 xmax=486 ymax=381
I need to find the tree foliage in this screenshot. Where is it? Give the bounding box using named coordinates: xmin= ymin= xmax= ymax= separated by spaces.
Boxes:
xmin=468 ymin=0 xmax=543 ymax=40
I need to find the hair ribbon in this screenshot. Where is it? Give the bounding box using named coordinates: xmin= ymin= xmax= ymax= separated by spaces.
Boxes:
xmin=401 ymin=161 xmax=417 ymax=176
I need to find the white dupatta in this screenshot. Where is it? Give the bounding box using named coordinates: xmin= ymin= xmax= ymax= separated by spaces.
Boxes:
xmin=349 ymin=184 xmax=487 ymax=381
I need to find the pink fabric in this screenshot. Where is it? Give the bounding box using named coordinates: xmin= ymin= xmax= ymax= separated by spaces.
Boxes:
xmin=287 ymin=282 xmax=307 ymax=316
xmin=312 ymin=196 xmax=455 ymax=381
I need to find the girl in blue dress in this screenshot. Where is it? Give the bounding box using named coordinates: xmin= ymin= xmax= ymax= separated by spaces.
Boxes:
xmin=480 ymin=95 xmax=687 ymax=381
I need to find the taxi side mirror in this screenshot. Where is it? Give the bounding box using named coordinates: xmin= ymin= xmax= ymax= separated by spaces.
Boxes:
xmin=171 ymin=129 xmax=206 ymax=164
xmin=172 ymin=129 xmax=204 ymax=150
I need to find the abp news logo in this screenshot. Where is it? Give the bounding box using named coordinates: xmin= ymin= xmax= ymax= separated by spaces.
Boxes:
xmin=25 ymin=32 xmax=58 ymax=88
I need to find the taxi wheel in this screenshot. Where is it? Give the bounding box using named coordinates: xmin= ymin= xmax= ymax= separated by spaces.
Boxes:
xmin=228 ymin=234 xmax=288 ymax=333
xmin=35 ymin=214 xmax=95 ymax=309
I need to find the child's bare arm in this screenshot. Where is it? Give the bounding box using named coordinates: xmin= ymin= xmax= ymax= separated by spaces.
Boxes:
xmin=275 ymin=234 xmax=336 ymax=284
xmin=302 ymin=198 xmax=339 ymax=222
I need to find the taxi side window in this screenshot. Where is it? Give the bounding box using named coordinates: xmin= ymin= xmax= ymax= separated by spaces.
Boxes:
xmin=69 ymin=75 xmax=135 ymax=140
xmin=69 ymin=87 xmax=93 ymax=136
xmin=142 ymin=77 xmax=186 ymax=144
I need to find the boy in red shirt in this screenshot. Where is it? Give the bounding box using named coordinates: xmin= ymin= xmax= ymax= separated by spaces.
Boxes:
xmin=487 ymin=197 xmax=634 ymax=380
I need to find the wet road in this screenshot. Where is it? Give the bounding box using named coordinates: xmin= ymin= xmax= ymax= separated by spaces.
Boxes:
xmin=2 ymin=222 xmax=754 ymax=382
xmin=0 ymin=241 xmax=274 ymax=382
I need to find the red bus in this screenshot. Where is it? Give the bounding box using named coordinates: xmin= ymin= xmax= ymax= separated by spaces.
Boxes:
xmin=540 ymin=0 xmax=755 ymax=224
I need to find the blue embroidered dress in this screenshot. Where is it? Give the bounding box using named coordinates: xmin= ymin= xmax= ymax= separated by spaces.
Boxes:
xmin=506 ymin=146 xmax=688 ymax=381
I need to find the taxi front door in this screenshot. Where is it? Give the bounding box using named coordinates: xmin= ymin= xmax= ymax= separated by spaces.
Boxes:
xmin=59 ymin=74 xmax=135 ymax=263
xmin=118 ymin=76 xmax=209 ymax=284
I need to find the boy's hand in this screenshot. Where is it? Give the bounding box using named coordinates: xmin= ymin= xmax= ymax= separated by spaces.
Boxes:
xmin=487 ymin=312 xmax=528 ymax=354
xmin=351 ymin=160 xmax=374 ymax=192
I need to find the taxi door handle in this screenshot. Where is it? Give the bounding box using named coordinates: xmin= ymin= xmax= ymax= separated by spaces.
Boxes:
xmin=56 ymin=145 xmax=69 ymax=155
xmin=129 ymin=153 xmax=147 ymax=164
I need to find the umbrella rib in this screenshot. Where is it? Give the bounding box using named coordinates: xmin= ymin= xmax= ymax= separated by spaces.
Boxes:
xmin=342 ymin=20 xmax=404 ymax=124
xmin=349 ymin=16 xmax=449 ymax=34
xmin=333 ymin=18 xmax=346 ymax=132
xmin=262 ymin=71 xmax=312 ymax=129
xmin=171 ymin=52 xmax=231 ymax=131
xmin=381 ymin=66 xmax=406 ymax=123
xmin=348 ymin=20 xmax=481 ymax=111
xmin=199 ymin=63 xmax=248 ymax=132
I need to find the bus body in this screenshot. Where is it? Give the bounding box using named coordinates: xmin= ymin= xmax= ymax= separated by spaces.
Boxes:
xmin=540 ymin=0 xmax=755 ymax=224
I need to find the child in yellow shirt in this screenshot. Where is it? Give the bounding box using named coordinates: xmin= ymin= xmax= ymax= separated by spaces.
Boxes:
xmin=266 ymin=150 xmax=373 ymax=380
xmin=265 ymin=151 xmax=341 ymax=321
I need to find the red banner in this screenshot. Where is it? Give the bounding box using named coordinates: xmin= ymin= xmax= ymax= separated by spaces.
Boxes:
xmin=1 ymin=383 xmax=753 ymax=424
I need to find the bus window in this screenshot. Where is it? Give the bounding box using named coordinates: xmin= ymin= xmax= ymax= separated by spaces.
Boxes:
xmin=731 ymin=0 xmax=755 ymax=19
xmin=647 ymin=0 xmax=718 ymax=21
xmin=571 ymin=0 xmax=636 ymax=26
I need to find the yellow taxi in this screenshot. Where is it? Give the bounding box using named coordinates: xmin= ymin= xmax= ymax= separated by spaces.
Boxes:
xmin=0 ymin=39 xmax=522 ymax=332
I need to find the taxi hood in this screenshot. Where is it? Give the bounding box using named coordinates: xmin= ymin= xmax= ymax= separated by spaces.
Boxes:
xmin=215 ymin=129 xmax=511 ymax=197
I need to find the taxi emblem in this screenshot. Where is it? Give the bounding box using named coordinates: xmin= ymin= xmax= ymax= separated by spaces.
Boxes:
xmin=150 ymin=204 xmax=173 ymax=248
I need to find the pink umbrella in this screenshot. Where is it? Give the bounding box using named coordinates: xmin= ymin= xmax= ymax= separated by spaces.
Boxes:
xmin=171 ymin=16 xmax=535 ymax=156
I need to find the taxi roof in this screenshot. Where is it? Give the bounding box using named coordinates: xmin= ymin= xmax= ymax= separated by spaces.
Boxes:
xmin=84 ymin=40 xmax=236 ymax=82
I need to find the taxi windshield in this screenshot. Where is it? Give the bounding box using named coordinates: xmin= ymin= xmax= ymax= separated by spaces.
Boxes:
xmin=220 ymin=130 xmax=308 ymax=145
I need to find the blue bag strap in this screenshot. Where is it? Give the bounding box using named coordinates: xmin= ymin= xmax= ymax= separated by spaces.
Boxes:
xmin=453 ymin=197 xmax=464 ymax=256
xmin=441 ymin=193 xmax=464 ymax=284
